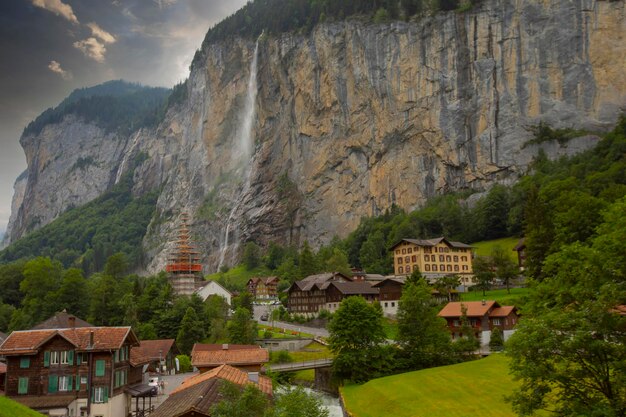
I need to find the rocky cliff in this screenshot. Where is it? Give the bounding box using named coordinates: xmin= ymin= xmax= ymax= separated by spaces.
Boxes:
xmin=5 ymin=0 xmax=626 ymax=272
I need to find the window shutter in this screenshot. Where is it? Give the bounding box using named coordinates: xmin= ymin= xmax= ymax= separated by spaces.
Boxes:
xmin=44 ymin=351 xmax=50 ymax=367
xmin=67 ymin=375 xmax=73 ymax=391
xmin=103 ymin=386 xmax=109 ymax=403
xmin=95 ymin=359 xmax=105 ymax=377
xmin=48 ymin=375 xmax=58 ymax=393
xmin=68 ymin=350 xmax=74 ymax=365
xmin=18 ymin=377 xmax=28 ymax=394
xmin=20 ymin=357 xmax=30 ymax=368
xmin=76 ymin=375 xmax=80 ymax=391
xmin=76 ymin=353 xmax=81 ymax=365
xmin=91 ymin=387 xmax=94 ymax=402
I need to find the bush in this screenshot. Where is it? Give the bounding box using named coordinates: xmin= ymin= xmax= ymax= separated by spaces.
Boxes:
xmin=270 ymin=350 xmax=293 ymax=364
xmin=373 ymin=7 xmax=390 ymax=23
xmin=176 ymin=354 xmax=192 ymax=373
xmin=489 ymin=327 xmax=504 ymax=352
xmin=263 ymin=330 xmax=273 ymax=339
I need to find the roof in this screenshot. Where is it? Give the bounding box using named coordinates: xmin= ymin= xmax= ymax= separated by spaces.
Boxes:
xmin=290 ymin=272 xmax=352 ymax=292
xmin=196 ymin=280 xmax=232 ymax=295
xmin=135 ymin=339 xmax=176 ymax=360
xmin=172 ymin=364 xmax=272 ymax=396
xmin=611 ymin=305 xmax=626 ymax=316
xmin=438 ymin=301 xmax=500 ymax=318
xmin=490 ymin=306 xmax=517 ymax=317
xmin=150 ymin=378 xmax=217 ymax=417
xmin=372 ymin=277 xmax=406 ymax=288
xmin=0 ymin=327 xmax=138 ymax=356
xmin=31 ymin=311 xmax=94 ymax=330
xmin=248 ymin=276 xmax=279 ymax=286
xmin=192 ymin=343 xmax=259 ymax=356
xmin=13 ymin=395 xmax=76 ymax=410
xmin=390 ymin=237 xmax=473 ymax=250
xmin=328 ymin=281 xmax=379 ymax=295
xmin=192 ymin=345 xmax=269 ymax=368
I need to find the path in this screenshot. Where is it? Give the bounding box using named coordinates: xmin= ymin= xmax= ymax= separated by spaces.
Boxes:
xmin=254 ymin=305 xmax=330 ymax=338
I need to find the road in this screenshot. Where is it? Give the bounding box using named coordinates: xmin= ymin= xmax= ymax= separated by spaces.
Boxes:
xmin=253 ymin=304 xmax=330 ymax=338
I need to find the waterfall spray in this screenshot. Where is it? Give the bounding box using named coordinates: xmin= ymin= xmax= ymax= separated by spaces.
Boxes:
xmin=217 ymin=39 xmax=260 ymax=271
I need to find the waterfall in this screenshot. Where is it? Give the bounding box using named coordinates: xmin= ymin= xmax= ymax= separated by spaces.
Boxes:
xmin=217 ymin=39 xmax=260 ymax=271
xmin=114 ymin=132 xmax=141 ymax=184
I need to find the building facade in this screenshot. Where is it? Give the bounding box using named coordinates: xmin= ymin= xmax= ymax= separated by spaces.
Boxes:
xmin=246 ymin=276 xmax=279 ymax=299
xmin=286 ymin=272 xmax=353 ymax=315
xmin=194 ymin=280 xmax=233 ymax=306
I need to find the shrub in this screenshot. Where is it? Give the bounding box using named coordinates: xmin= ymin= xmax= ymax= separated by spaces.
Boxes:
xmin=176 ymin=354 xmax=192 ymax=373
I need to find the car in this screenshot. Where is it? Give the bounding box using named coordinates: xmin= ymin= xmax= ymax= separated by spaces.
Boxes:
xmin=270 ymin=300 xmax=282 ymax=306
xmin=148 ymin=377 xmax=160 ymax=396
xmin=260 ymin=314 xmax=269 ymax=321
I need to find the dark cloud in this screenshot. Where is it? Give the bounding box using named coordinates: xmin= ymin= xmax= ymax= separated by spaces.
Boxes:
xmin=0 ymin=0 xmax=247 ymax=233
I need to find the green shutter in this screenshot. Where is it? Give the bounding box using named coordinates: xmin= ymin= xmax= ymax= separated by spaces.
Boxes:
xmin=68 ymin=350 xmax=74 ymax=365
xmin=18 ymin=377 xmax=28 ymax=394
xmin=20 ymin=357 xmax=30 ymax=368
xmin=76 ymin=375 xmax=80 ymax=391
xmin=103 ymin=387 xmax=109 ymax=403
xmin=91 ymin=387 xmax=95 ymax=402
xmin=44 ymin=351 xmax=50 ymax=367
xmin=95 ymin=360 xmax=105 ymax=377
xmin=48 ymin=375 xmax=58 ymax=393
xmin=67 ymin=375 xmax=73 ymax=391
xmin=76 ymin=353 xmax=81 ymax=365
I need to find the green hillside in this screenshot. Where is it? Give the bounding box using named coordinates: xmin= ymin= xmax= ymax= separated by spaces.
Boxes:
xmin=471 ymin=237 xmax=520 ymax=261
xmin=0 ymin=397 xmax=45 ymax=417
xmin=341 ymin=355 xmax=526 ymax=417
xmin=205 ymin=264 xmax=274 ymax=292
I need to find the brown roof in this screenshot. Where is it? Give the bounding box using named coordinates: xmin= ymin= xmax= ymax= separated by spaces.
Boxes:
xmin=438 ymin=301 xmax=499 ymax=318
xmin=0 ymin=327 xmax=138 ymax=356
xmin=291 ymin=272 xmax=352 ymax=292
xmin=13 ymin=395 xmax=76 ymax=409
xmin=611 ymin=305 xmax=626 ymax=316
xmin=490 ymin=306 xmax=517 ymax=317
xmin=150 ymin=378 xmax=217 ymax=417
xmin=31 ymin=311 xmax=93 ymax=330
xmin=137 ymin=339 xmax=176 ymax=359
xmin=172 ymin=364 xmax=272 ymax=396
xmin=328 ymin=281 xmax=379 ymax=295
xmin=192 ymin=345 xmax=268 ymax=368
xmin=191 ymin=343 xmax=259 ymax=356
xmin=390 ymin=237 xmax=473 ymax=250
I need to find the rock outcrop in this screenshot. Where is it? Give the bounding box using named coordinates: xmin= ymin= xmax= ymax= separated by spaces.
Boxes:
xmin=5 ymin=0 xmax=626 ymax=273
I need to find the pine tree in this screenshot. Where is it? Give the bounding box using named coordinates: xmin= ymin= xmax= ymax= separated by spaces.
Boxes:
xmin=176 ymin=307 xmax=205 ymax=355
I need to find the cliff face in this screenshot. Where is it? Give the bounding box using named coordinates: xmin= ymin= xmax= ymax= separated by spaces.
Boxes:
xmin=5 ymin=0 xmax=626 ymax=272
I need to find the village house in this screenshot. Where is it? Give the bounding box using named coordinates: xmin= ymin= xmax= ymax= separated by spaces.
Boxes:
xmin=390 ymin=238 xmax=474 ymax=285
xmin=132 ymin=339 xmax=179 ymax=375
xmin=194 ymin=280 xmax=233 ymax=306
xmin=150 ymin=364 xmax=272 ymax=417
xmin=286 ymin=272 xmax=353 ymax=315
xmin=246 ymin=276 xmax=280 ymax=299
xmin=324 ymin=281 xmax=380 ymax=313
xmin=438 ymin=300 xmax=519 ymax=346
xmin=0 ymin=322 xmax=152 ymax=417
xmin=191 ymin=343 xmax=269 ymax=373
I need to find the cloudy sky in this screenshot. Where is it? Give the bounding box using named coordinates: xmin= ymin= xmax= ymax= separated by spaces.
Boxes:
xmin=0 ymin=0 xmax=247 ymax=237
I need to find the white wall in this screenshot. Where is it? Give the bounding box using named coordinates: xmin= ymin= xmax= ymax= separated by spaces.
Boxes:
xmin=195 ymin=281 xmax=232 ymax=305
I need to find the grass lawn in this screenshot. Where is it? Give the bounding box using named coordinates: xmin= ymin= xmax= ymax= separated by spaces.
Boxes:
xmin=342 ymin=355 xmax=524 ymax=417
xmin=204 ymin=264 xmax=273 ymax=290
xmin=289 ymin=341 xmax=332 ymax=362
xmin=382 ymin=318 xmax=399 ymax=340
xmin=471 ymin=237 xmax=520 ymax=261
xmin=0 ymin=397 xmax=46 ymax=417
xmin=292 ymin=369 xmax=315 ymax=382
xmin=258 ymin=324 xmax=314 ymax=339
xmin=460 ymin=287 xmax=530 ymax=306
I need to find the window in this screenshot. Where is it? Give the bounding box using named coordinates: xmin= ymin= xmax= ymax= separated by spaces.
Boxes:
xmin=51 ymin=351 xmax=59 ymax=365
xmin=81 ymin=376 xmax=87 ymax=387
xmin=402 ymin=249 xmax=406 ymax=254
xmin=462 ymin=256 xmax=467 ymax=262
xmin=59 ymin=375 xmax=72 ymax=392
xmin=424 ymin=264 xmax=430 ymax=271
xmin=398 ymin=267 xmax=403 ymax=273
xmin=492 ymin=318 xmax=502 ymax=326
xmin=444 ymin=248 xmax=450 ymax=253
xmin=391 ymin=302 xmax=395 ymax=307
xmin=446 ymin=255 xmax=451 ymax=262
xmin=114 ymin=350 xmax=119 ymax=363
xmin=405 ymin=256 xmax=410 ymax=263
xmin=93 ymin=387 xmax=108 ymax=403
xmin=454 ymin=265 xmax=459 ymax=271
xmin=407 ymin=248 xmax=412 ymax=254
xmin=432 ymin=265 xmax=437 ymax=271
xmin=406 ymin=265 xmax=411 ymax=273
xmin=18 ymin=377 xmax=28 ymax=395
xmin=60 ymin=351 xmax=69 ymax=364
xmin=447 ymin=265 xmax=452 ymax=272
xmin=424 ymin=247 xmax=431 ymax=254
xmin=20 ymin=357 xmax=30 ymax=368
xmin=463 ymin=265 xmax=468 ymax=271
xmin=440 ymin=264 xmax=445 ymax=271
xmin=453 ymin=320 xmax=460 ymax=327
xmin=397 ymin=257 xmax=403 ymax=264
xmin=439 ymin=255 xmax=444 ymax=262
xmin=395 ymin=250 xmax=400 ymax=254
xmin=454 ymin=256 xmax=458 ymax=262
xmin=95 ymin=360 xmax=106 ymax=377
xmin=412 ymin=255 xmax=417 ymax=262
xmin=384 ymin=302 xmax=388 ymax=307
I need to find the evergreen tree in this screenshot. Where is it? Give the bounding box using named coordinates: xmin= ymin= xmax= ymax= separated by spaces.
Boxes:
xmin=325 ymin=247 xmax=352 ymax=276
xmin=243 ymin=241 xmax=261 ymax=270
xmin=176 ymin=307 xmax=205 ymax=355
xmin=489 ymin=327 xmax=504 ymax=352
xmin=472 ymin=256 xmax=495 ymax=296
xmin=227 ymin=307 xmax=257 ymax=345
xmin=453 ymin=304 xmax=480 ymax=356
xmin=298 ymin=241 xmax=318 ymax=278
xmin=491 ymin=246 xmax=517 ymax=293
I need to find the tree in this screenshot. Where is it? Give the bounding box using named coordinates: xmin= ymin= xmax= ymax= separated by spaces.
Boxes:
xmin=472 ymin=256 xmax=495 ymax=296
xmin=329 ymin=296 xmax=387 ymax=382
xmin=271 ymin=386 xmax=329 ymax=417
xmin=325 ymin=248 xmax=352 ymax=277
xmin=211 ymin=381 xmax=269 ymax=417
xmin=298 ymin=241 xmax=318 ymax=278
xmin=397 ymin=279 xmax=452 ymax=369
xmin=243 ymin=241 xmax=261 ymax=270
xmin=227 ymin=307 xmax=257 ymax=345
xmin=453 ymin=304 xmax=480 ymax=356
xmin=233 ymin=291 xmax=254 ymax=315
xmin=20 ymin=257 xmax=64 ymax=325
xmin=275 ymin=257 xmax=299 ymax=282
xmin=489 ymin=327 xmax=504 ymax=352
xmin=405 ymin=267 xmax=424 ymax=286
xmin=491 ymin=246 xmax=517 ymax=293
xmin=507 ymin=198 xmax=626 ymax=416
xmin=434 ymin=275 xmax=460 ymax=302
xmin=176 ymin=307 xmax=205 ymax=355
xmin=104 ymin=252 xmax=129 ymax=279
xmin=55 ymin=268 xmax=89 ymax=318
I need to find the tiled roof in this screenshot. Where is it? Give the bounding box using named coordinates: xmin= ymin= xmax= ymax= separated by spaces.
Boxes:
xmin=0 ymin=327 xmax=137 ymax=356
xmin=292 ymin=272 xmax=352 ymax=291
xmin=490 ymin=306 xmax=517 ymax=317
xmin=328 ymin=282 xmax=379 ymax=295
xmin=192 ymin=345 xmax=268 ymax=368
xmin=372 ymin=278 xmax=406 ymax=287
xmin=172 ymin=364 xmax=272 ymax=396
xmin=391 ymin=237 xmax=473 ymax=250
xmin=438 ymin=301 xmax=499 ymax=318
xmin=150 ymin=378 xmax=218 ymax=417
xmin=137 ymin=339 xmax=176 ymax=360
xmin=13 ymin=395 xmax=76 ymax=409
xmin=192 ymin=343 xmax=259 ymax=356
xmin=611 ymin=305 xmax=626 ymax=316
xmin=31 ymin=311 xmax=93 ymax=330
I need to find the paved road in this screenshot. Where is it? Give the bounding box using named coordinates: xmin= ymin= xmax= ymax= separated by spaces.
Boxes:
xmin=253 ymin=305 xmax=330 ymax=338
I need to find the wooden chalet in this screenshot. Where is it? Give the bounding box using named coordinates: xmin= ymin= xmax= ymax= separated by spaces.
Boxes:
xmin=191 ymin=344 xmax=269 ymax=373
xmin=286 ymin=272 xmax=353 ymax=315
xmin=132 ymin=339 xmax=179 ymax=375
xmin=246 ymin=276 xmax=279 ymax=299
xmin=0 ymin=321 xmax=152 ymax=417
xmin=325 ymin=282 xmax=380 ymax=313
xmin=438 ymin=301 xmax=519 ymax=339
xmin=150 ymin=364 xmax=272 ymax=417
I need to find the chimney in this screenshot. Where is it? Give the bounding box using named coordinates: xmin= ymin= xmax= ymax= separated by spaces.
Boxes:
xmin=248 ymin=372 xmax=259 ymax=383
xmin=222 ymin=344 xmax=229 ymax=350
xmin=89 ymin=331 xmax=94 ymax=348
xmin=68 ymin=316 xmax=76 ymax=328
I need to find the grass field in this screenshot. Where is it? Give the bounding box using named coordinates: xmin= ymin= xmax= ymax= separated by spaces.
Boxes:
xmin=258 ymin=324 xmax=314 ymax=339
xmin=471 ymin=237 xmax=520 ymax=261
xmin=342 ymin=355 xmax=521 ymax=417
xmin=460 ymin=287 xmax=529 ymax=306
xmin=0 ymin=397 xmax=45 ymax=417
xmin=383 ymin=318 xmax=399 ymax=340
xmin=204 ymin=264 xmax=273 ymax=290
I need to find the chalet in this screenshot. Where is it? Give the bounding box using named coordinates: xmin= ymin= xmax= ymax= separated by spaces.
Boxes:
xmin=131 ymin=339 xmax=179 ymax=375
xmin=194 ymin=280 xmax=233 ymax=305
xmin=438 ymin=301 xmax=519 ymax=344
xmin=191 ymin=343 xmax=269 ymax=373
xmin=0 ymin=324 xmax=152 ymax=417
xmin=286 ymin=272 xmax=352 ymax=315
xmin=390 ymin=237 xmax=474 ymax=285
xmin=372 ymin=277 xmax=460 ymax=317
xmin=32 ymin=311 xmax=93 ymax=330
xmin=247 ymin=276 xmax=280 ymax=299
xmin=513 ymin=238 xmax=526 ymax=269
xmin=150 ymin=364 xmax=272 ymax=417
xmin=325 ymin=282 xmax=380 ymax=313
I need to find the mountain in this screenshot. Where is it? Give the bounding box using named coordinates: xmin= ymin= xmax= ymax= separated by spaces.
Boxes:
xmin=3 ymin=0 xmax=625 ymax=273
